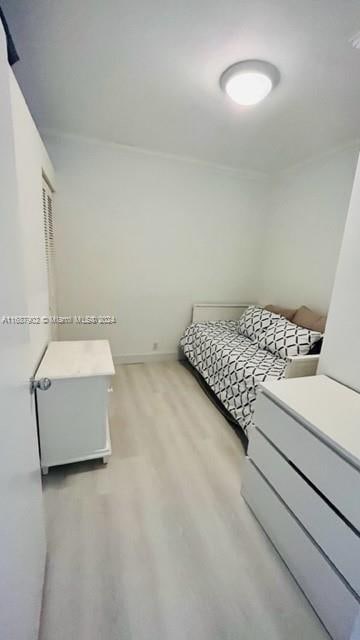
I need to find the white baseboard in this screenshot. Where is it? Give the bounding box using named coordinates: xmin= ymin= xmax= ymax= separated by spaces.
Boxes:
xmin=113 ymin=352 xmax=179 ymax=365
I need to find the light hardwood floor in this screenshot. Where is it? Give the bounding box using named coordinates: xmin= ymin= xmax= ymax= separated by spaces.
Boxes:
xmin=39 ymin=362 xmax=329 ymax=640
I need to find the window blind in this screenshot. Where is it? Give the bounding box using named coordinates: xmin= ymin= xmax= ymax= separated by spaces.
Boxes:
xmin=42 ymin=179 xmax=57 ymax=331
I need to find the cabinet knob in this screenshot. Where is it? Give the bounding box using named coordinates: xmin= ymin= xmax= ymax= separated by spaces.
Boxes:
xmin=30 ymin=377 xmax=52 ymax=394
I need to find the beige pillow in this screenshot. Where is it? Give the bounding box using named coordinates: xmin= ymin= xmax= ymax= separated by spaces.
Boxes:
xmin=292 ymin=306 xmax=326 ymax=333
xmin=265 ymin=304 xmax=297 ymax=321
xmin=313 ymin=315 xmax=327 ymax=334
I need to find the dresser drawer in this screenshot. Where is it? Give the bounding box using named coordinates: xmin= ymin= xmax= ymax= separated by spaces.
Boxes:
xmin=242 ymin=461 xmax=360 ymax=640
xmin=254 ymin=391 xmax=360 ymax=531
xmin=249 ymin=428 xmax=360 ymax=596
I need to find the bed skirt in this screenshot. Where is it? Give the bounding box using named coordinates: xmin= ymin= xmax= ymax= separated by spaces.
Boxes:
xmin=180 ymin=351 xmax=248 ymax=452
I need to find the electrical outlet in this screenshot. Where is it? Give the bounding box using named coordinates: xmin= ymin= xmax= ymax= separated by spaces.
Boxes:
xmin=153 ymin=341 xmax=159 ymax=351
xmin=349 ymin=30 xmax=360 ymax=49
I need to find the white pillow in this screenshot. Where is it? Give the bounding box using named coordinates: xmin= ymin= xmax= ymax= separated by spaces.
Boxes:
xmin=258 ymin=318 xmax=322 ymax=358
xmin=238 ymin=306 xmax=280 ymax=342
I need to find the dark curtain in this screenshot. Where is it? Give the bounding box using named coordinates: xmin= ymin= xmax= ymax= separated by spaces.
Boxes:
xmin=0 ymin=6 xmax=19 ymax=65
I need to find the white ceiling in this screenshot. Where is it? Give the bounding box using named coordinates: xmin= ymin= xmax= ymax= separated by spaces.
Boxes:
xmin=3 ymin=0 xmax=360 ymax=172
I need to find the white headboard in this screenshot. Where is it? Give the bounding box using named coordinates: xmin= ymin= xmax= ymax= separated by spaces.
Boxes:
xmin=192 ymin=303 xmax=252 ymax=323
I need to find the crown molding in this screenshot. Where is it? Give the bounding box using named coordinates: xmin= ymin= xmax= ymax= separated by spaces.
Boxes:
xmin=41 ymin=127 xmax=360 ymax=181
xmin=40 ymin=128 xmax=269 ymax=181
xmin=274 ymin=138 xmax=360 ymax=178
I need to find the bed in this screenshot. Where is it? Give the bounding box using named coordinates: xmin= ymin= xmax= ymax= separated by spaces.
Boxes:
xmin=180 ymin=304 xmax=325 ymax=438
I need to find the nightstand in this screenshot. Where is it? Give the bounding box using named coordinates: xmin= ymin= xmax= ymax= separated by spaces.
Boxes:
xmin=35 ymin=339 xmax=115 ymax=473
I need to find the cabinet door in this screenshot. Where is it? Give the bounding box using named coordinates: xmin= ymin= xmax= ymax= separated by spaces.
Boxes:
xmin=38 ymin=377 xmax=108 ymax=467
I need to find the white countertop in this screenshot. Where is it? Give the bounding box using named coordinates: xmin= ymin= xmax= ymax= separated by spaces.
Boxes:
xmin=35 ymin=340 xmax=115 ymax=380
xmin=261 ymin=375 xmax=360 ymax=470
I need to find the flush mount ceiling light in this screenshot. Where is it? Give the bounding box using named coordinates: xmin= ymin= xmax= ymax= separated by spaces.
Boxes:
xmin=220 ymin=60 xmax=280 ymax=106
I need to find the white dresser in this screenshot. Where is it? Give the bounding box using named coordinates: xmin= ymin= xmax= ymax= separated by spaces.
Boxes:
xmin=242 ymin=375 xmax=360 ymax=640
xmin=35 ymin=340 xmax=115 ymax=474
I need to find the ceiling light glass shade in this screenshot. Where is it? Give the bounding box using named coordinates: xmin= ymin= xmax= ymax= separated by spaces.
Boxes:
xmin=225 ymin=72 xmax=272 ymax=105
xmin=220 ymin=60 xmax=280 ymax=106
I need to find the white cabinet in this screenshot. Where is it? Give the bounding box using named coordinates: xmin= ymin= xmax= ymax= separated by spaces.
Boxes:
xmin=242 ymin=375 xmax=360 ymax=640
xmin=35 ymin=340 xmax=115 ymax=473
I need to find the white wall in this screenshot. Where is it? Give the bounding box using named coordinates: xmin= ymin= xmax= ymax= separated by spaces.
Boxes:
xmin=10 ymin=73 xmax=55 ymax=371
xmin=44 ymin=133 xmax=267 ymax=359
xmin=319 ymin=153 xmax=360 ymax=391
xmin=0 ymin=26 xmax=46 ymax=640
xmin=44 ymin=134 xmax=359 ymax=361
xmin=258 ymin=146 xmax=359 ymax=314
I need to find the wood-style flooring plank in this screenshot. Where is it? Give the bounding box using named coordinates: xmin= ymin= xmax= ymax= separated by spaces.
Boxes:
xmin=39 ymin=362 xmax=329 ymax=640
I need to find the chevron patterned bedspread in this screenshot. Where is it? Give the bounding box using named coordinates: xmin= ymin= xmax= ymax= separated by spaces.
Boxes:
xmin=180 ymin=320 xmax=287 ymax=435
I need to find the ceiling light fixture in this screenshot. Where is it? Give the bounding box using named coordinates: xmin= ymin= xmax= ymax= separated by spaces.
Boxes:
xmin=220 ymin=60 xmax=280 ymax=106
